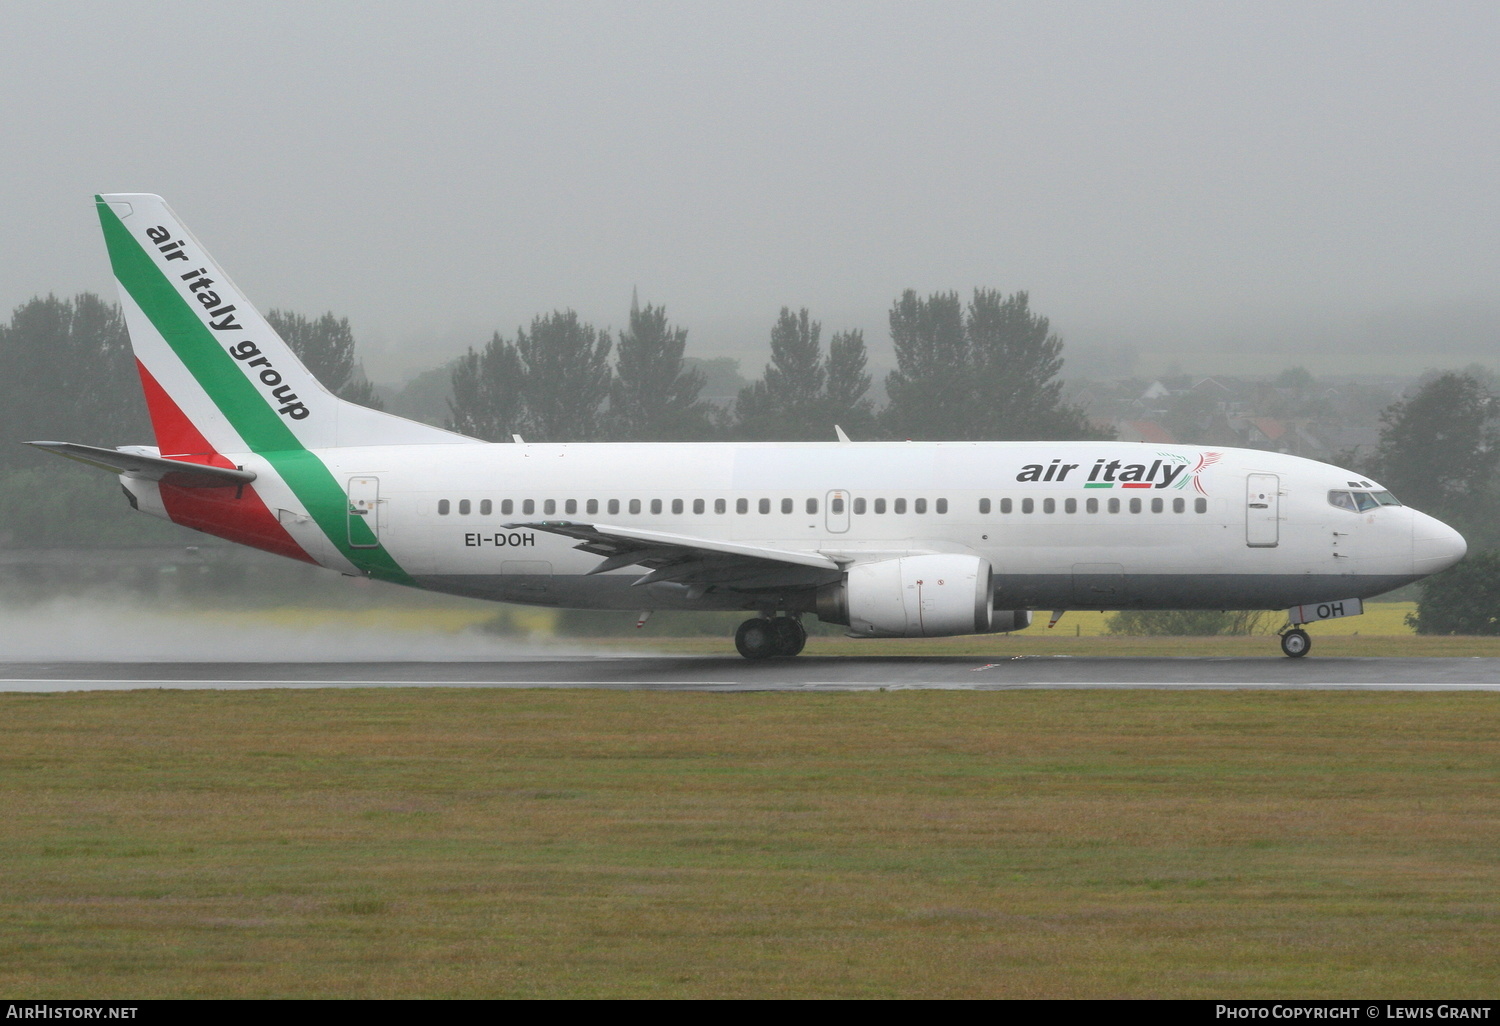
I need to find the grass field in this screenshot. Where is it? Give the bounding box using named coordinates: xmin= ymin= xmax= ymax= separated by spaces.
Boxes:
xmin=2 ymin=688 xmax=1497 ymax=998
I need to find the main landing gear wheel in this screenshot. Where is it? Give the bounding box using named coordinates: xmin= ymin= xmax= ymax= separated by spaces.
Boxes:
xmin=1280 ymin=628 xmax=1311 ymax=658
xmin=735 ymin=617 xmax=806 ymax=659
xmin=771 ymin=616 xmax=807 ymax=658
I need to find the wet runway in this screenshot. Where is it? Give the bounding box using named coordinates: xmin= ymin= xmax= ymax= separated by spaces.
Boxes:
xmin=1 ymin=656 xmax=1498 ymax=691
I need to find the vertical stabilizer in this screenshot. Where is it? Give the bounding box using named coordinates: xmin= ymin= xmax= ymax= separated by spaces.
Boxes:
xmin=95 ymin=194 xmax=478 ymax=456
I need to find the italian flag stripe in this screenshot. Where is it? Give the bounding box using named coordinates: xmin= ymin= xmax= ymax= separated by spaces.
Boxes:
xmin=96 ymin=198 xmax=416 ymax=587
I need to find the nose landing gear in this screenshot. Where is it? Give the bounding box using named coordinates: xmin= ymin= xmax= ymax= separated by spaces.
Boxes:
xmin=1279 ymin=626 xmax=1311 ymax=658
xmin=735 ymin=616 xmax=807 ymax=659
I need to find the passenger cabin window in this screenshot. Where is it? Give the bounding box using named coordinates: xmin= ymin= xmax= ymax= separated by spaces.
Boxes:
xmin=1195 ymin=498 xmax=1208 ymax=513
xmin=852 ymin=498 xmax=865 ymax=514
xmin=522 ymin=499 xmax=535 ymax=515
xmin=565 ymin=499 xmax=577 ymax=514
xmin=607 ymin=499 xmax=619 ymax=515
xmin=1021 ymin=498 xmax=1034 ymax=514
xmin=650 ymin=499 xmax=662 ymax=514
xmin=781 ymin=498 xmax=793 ymax=514
xmin=893 ymin=498 xmax=907 ymax=514
xmin=1129 ymin=497 xmax=1141 ymax=513
xmin=737 ymin=498 xmax=749 ymax=514
xmin=501 ymin=499 xmax=513 ymax=515
xmin=629 ymin=499 xmax=641 ymax=514
xmin=459 ymin=499 xmax=471 ymax=515
xmin=1043 ymin=498 xmax=1055 ymax=514
xmin=715 ymin=498 xmax=727 ymax=514
xmin=693 ymin=499 xmax=704 ymax=514
xmin=1173 ymin=498 xmax=1184 ymax=513
xmin=586 ymin=499 xmax=598 ymax=515
xmin=1086 ymin=498 xmax=1098 ymax=513
xmin=807 ymin=498 xmax=819 ymax=514
xmin=1151 ymin=498 xmax=1163 ymax=513
xmin=543 ymin=499 xmax=556 ymax=515
xmin=914 ymin=498 xmax=927 ymax=514
xmin=1108 ymin=498 xmax=1120 ymax=513
xmin=438 ymin=499 xmax=450 ymax=515
xmin=759 ymin=498 xmax=771 ymax=514
xmin=480 ymin=499 xmax=492 ymax=515
xmin=1065 ymin=498 xmax=1077 ymax=514
xmin=874 ymin=498 xmax=886 ymax=514
xmin=672 ymin=499 xmax=683 ymax=514
xmin=979 ymin=498 xmax=991 ymax=514
xmin=1000 ymin=498 xmax=1012 ymax=514
xmin=935 ymin=498 xmax=947 ymax=514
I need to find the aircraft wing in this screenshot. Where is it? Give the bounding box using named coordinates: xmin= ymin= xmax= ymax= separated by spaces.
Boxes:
xmin=25 ymin=441 xmax=257 ymax=489
xmin=506 ymin=520 xmax=846 ymax=591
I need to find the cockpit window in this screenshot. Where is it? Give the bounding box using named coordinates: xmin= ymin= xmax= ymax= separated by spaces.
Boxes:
xmin=1330 ymin=489 xmax=1401 ymax=512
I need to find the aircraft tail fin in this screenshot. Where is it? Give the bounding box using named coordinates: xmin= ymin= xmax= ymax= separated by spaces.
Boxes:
xmin=95 ymin=194 xmax=478 ymax=457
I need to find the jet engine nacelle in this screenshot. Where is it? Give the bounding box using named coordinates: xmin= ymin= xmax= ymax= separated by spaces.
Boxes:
xmin=816 ymin=553 xmax=1030 ymax=638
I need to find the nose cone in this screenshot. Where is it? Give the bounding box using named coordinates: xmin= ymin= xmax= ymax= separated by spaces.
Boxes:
xmin=1412 ymin=511 xmax=1467 ymax=576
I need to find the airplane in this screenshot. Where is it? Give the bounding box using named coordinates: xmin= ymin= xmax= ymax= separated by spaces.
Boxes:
xmin=28 ymin=194 xmax=1467 ymax=660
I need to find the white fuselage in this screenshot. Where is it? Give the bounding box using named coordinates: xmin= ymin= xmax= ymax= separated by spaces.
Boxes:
xmin=162 ymin=439 xmax=1463 ymax=618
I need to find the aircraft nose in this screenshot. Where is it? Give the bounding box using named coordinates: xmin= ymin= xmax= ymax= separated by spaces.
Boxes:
xmin=1411 ymin=511 xmax=1467 ymax=575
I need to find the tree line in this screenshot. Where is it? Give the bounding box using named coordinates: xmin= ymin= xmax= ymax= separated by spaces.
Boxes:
xmin=0 ymin=295 xmax=380 ymax=471
xmin=446 ymin=287 xmax=1100 ymax=443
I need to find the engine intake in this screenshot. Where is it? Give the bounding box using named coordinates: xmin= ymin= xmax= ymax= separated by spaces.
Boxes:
xmin=816 ymin=553 xmax=1030 ymax=638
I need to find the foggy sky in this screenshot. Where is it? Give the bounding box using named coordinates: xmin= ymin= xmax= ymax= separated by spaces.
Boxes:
xmin=5 ymin=1 xmax=1498 ymax=382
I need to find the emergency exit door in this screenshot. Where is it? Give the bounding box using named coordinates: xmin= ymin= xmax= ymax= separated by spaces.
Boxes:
xmin=826 ymin=490 xmax=850 ymax=533
xmin=1246 ymin=474 xmax=1279 ymax=548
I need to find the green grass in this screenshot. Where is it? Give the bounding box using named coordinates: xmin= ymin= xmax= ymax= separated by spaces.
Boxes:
xmin=1 ymin=689 xmax=1498 ymax=997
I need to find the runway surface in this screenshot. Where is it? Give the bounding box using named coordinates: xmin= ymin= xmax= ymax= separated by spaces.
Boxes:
xmin=1 ymin=656 xmax=1498 ymax=691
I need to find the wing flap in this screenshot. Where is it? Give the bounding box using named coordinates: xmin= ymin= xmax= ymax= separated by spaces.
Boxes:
xmin=507 ymin=520 xmax=845 ymax=591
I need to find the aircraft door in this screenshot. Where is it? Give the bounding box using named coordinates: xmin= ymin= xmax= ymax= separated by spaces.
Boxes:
xmin=1246 ymin=474 xmax=1279 ymax=548
xmin=826 ymin=490 xmax=850 ymax=533
xmin=347 ymin=476 xmax=381 ymax=548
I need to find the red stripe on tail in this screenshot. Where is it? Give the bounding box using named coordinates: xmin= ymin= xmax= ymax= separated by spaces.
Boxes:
xmin=158 ymin=482 xmax=318 ymax=565
xmin=135 ymin=358 xmax=233 ymax=466
xmin=136 ymin=360 xmax=316 ymax=564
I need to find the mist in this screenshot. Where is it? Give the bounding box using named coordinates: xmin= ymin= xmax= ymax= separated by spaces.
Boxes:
xmin=0 ymin=593 xmax=635 ymax=664
xmin=3 ymin=2 xmax=1497 ymax=381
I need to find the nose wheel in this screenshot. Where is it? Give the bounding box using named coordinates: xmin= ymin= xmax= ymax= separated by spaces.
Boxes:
xmin=1279 ymin=628 xmax=1311 ymax=658
xmin=735 ymin=616 xmax=807 ymax=659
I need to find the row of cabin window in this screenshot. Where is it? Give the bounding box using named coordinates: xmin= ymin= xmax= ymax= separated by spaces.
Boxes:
xmin=979 ymin=496 xmax=1208 ymax=514
xmin=434 ymin=497 xmax=949 ymax=516
xmin=433 ymin=495 xmax=1208 ymax=516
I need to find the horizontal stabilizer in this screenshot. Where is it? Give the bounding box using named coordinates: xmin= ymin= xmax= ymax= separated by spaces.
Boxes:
xmin=25 ymin=441 xmax=257 ymax=489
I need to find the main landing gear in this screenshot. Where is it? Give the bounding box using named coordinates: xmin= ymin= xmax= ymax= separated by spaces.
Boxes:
xmin=1279 ymin=626 xmax=1311 ymax=658
xmin=735 ymin=616 xmax=807 ymax=659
